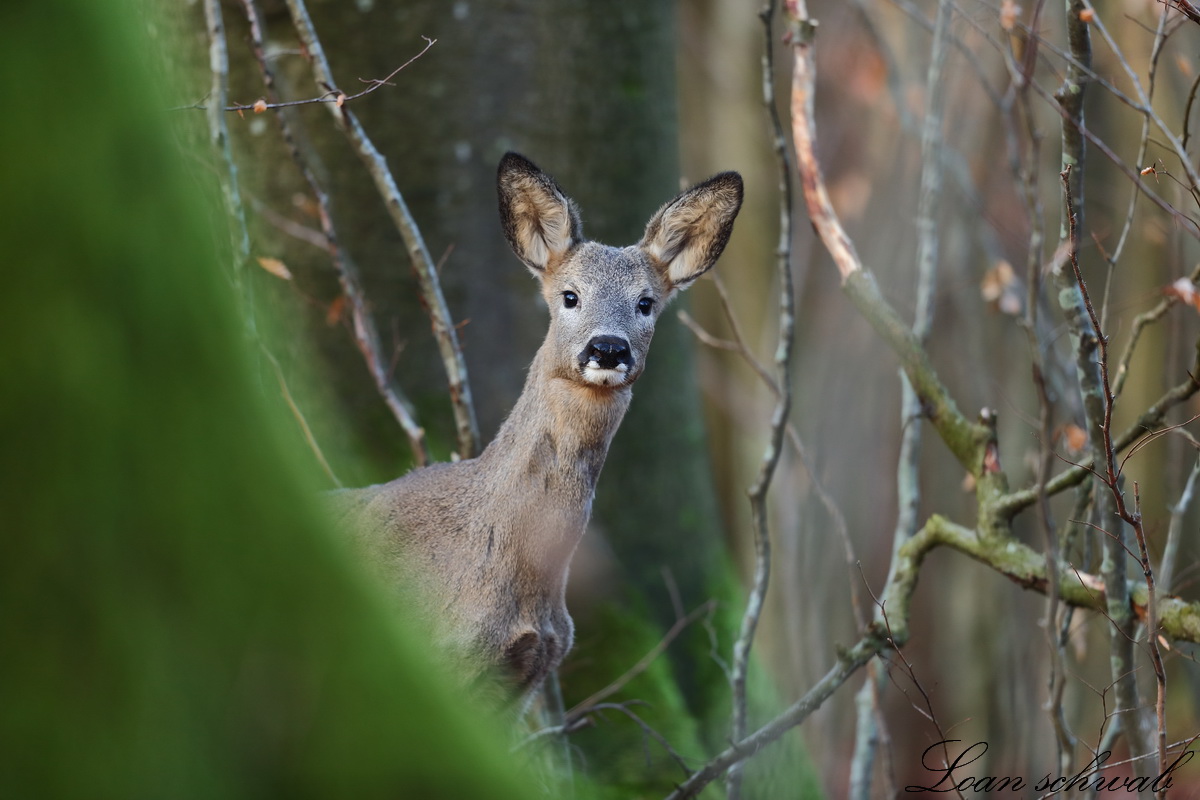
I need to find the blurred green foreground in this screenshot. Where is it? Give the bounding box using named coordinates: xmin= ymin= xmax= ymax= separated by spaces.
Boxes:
xmin=0 ymin=3 xmax=533 ymax=797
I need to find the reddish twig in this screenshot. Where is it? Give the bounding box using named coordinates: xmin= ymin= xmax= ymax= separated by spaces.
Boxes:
xmin=1061 ymin=165 xmax=1166 ymax=791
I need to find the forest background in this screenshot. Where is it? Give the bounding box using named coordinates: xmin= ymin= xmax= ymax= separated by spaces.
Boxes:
xmin=7 ymin=0 xmax=1200 ymax=798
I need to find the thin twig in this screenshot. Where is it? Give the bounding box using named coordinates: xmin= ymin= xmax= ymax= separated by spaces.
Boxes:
xmin=727 ymin=5 xmax=796 ymax=795
xmin=680 ymin=298 xmax=855 ymax=620
xmin=1161 ymin=453 xmax=1200 ymax=595
xmin=677 ymin=308 xmax=775 ymax=390
xmin=226 ymin=37 xmax=435 ymax=113
xmin=538 ymin=669 xmax=573 ymax=787
xmin=177 ymin=38 xmax=436 ymax=114
xmin=261 ymin=346 xmax=342 ymax=487
xmin=586 ymin=702 xmax=695 ymax=777
xmin=1182 ymin=70 xmax=1200 ymax=152
xmin=922 ymin=0 xmax=1200 ymax=240
xmin=565 ymin=600 xmax=716 ymax=722
xmin=1001 ymin=0 xmax=1079 ymax=771
xmin=1113 ymin=261 xmax=1200 ymax=399
xmin=871 ymin=601 xmax=966 ymax=800
xmin=248 ymin=195 xmax=330 ymax=251
xmin=1080 ymin=0 xmax=1200 ymax=215
xmin=1103 ymin=2 xmax=1170 ymax=293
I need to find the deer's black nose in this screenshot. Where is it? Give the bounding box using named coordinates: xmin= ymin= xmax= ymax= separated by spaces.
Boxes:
xmin=582 ymin=335 xmax=632 ymax=371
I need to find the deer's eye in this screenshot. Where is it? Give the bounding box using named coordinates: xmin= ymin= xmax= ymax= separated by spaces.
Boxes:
xmin=637 ymin=297 xmax=654 ymax=316
xmin=563 ymin=291 xmax=579 ymax=309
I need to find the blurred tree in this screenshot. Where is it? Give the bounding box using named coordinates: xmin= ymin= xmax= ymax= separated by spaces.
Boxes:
xmin=0 ymin=2 xmax=542 ymax=797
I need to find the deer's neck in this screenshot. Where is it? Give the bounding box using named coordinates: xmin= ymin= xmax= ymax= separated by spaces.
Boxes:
xmin=480 ymin=340 xmax=631 ymax=545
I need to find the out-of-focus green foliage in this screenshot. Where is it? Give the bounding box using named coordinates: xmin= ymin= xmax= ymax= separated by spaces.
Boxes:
xmin=0 ymin=3 xmax=539 ymax=797
xmin=565 ymin=598 xmax=714 ymax=798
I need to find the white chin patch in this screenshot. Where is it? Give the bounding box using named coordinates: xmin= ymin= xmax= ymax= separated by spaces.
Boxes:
xmin=582 ymin=361 xmax=629 ymax=386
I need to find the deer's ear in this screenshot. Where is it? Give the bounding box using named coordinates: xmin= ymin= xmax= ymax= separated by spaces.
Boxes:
xmin=640 ymin=172 xmax=743 ymax=291
xmin=497 ymin=152 xmax=583 ymax=274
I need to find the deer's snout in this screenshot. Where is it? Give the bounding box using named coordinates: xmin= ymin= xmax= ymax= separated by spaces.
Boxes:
xmin=580 ymin=335 xmax=633 ymax=373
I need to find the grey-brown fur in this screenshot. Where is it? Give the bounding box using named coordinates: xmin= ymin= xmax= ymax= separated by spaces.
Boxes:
xmin=330 ymin=153 xmax=742 ymax=705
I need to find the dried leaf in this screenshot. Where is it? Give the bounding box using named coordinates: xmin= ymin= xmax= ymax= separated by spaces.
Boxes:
xmin=335 ymin=93 xmax=346 ymax=108
xmin=1000 ymin=0 xmax=1022 ymax=31
xmin=256 ymin=256 xmax=293 ymax=281
xmin=998 ymin=292 xmax=1022 ymax=316
xmin=828 ymin=172 xmax=872 ymax=220
xmin=253 ymin=98 xmax=268 ymax=114
xmin=981 ymin=260 xmax=1023 ymax=315
xmin=1176 ymin=54 xmax=1194 ymax=80
xmin=1060 ymin=423 xmax=1088 ymax=454
xmin=326 ymin=294 xmax=346 ymax=326
xmin=1143 ymin=219 xmax=1168 ymax=246
xmin=1165 ymin=276 xmax=1200 ymax=312
xmin=847 ymin=49 xmax=887 ymax=104
xmin=981 ymin=260 xmax=1014 ymax=301
xmin=292 ymin=192 xmax=320 ymax=219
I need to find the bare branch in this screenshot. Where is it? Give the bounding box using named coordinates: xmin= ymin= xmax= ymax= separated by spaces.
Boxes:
xmin=727 ymin=5 xmax=796 ymax=795
xmin=667 ymin=634 xmax=883 ymax=800
xmin=891 ymin=517 xmax=1200 ymax=645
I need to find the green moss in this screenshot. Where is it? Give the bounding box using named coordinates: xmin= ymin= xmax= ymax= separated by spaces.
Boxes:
xmin=0 ymin=4 xmax=543 ymax=797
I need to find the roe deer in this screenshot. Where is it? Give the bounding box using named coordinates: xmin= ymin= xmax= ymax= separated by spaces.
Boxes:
xmin=330 ymin=152 xmax=743 ymax=705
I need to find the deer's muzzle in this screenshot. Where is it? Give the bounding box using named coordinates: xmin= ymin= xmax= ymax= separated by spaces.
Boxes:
xmin=580 ymin=335 xmax=633 ymax=373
